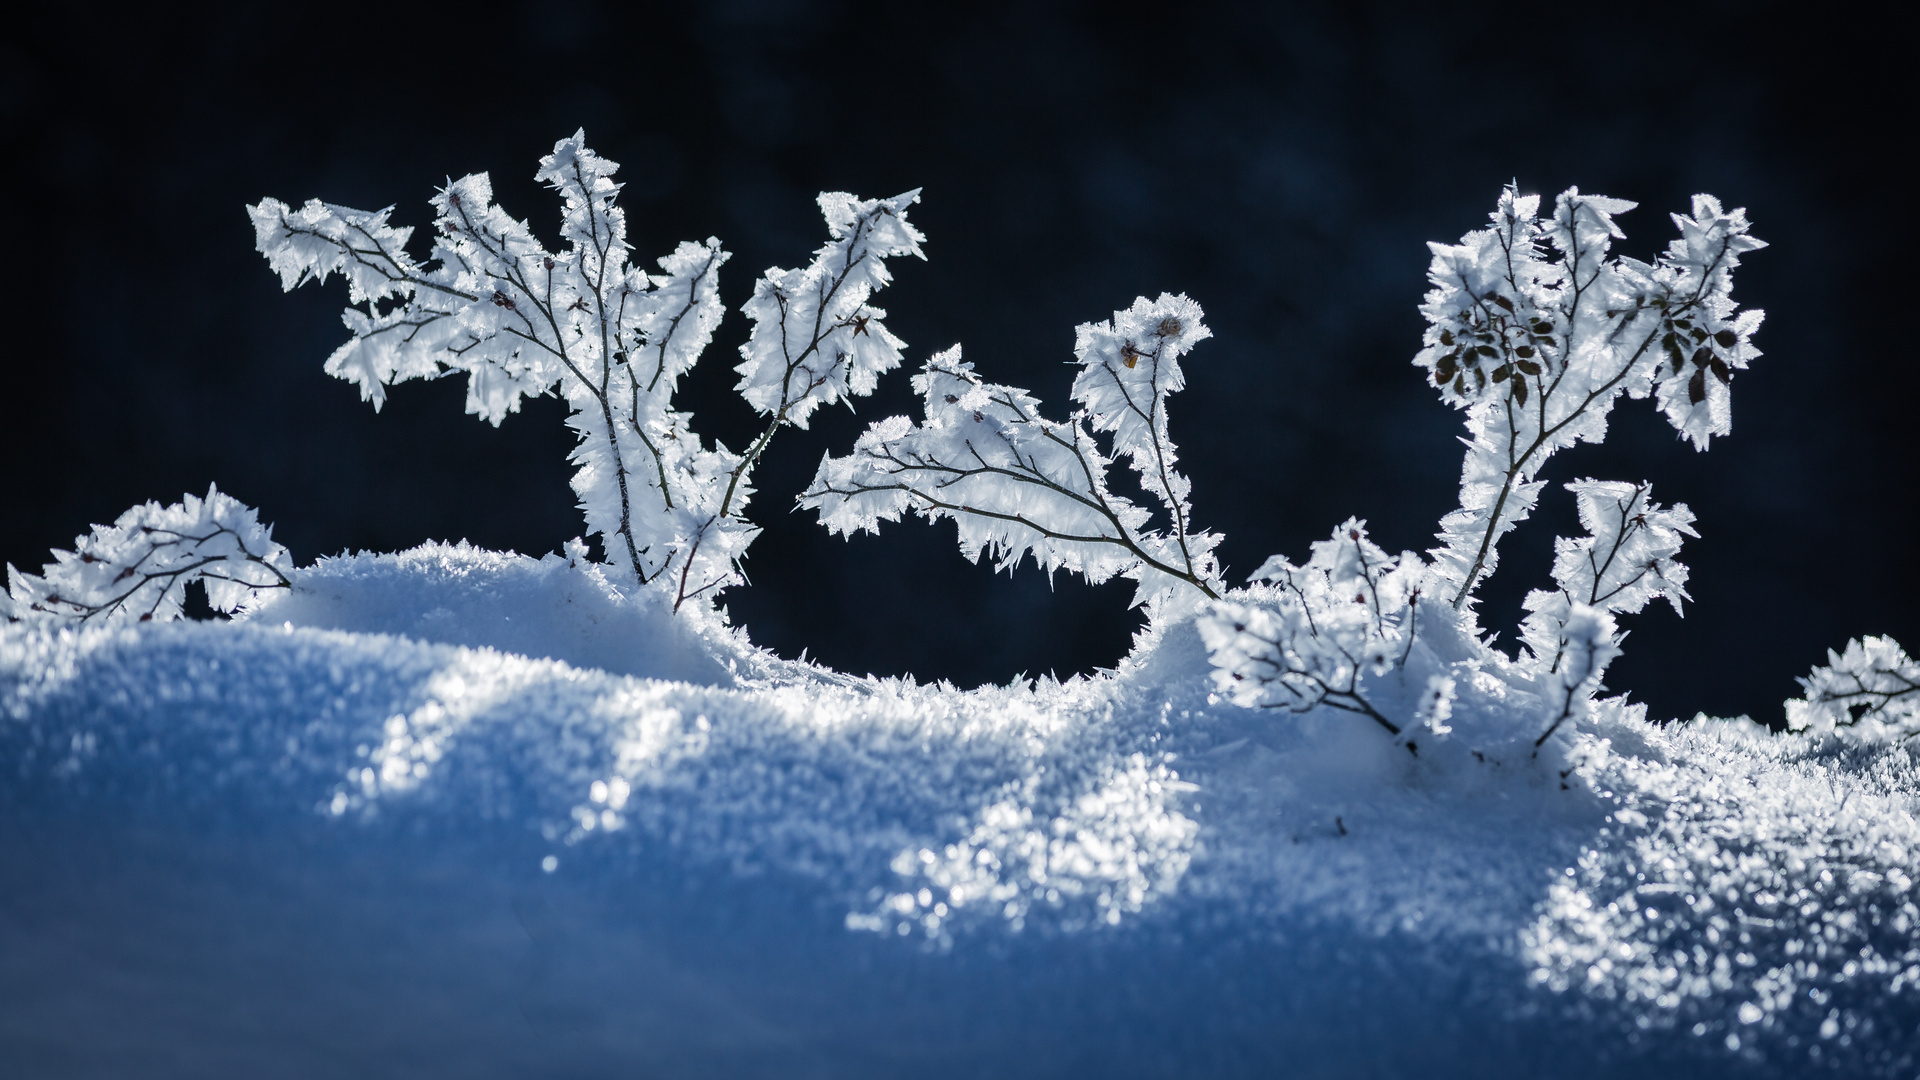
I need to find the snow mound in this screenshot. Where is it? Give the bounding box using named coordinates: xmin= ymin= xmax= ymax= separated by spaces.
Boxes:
xmin=4 ymin=554 xmax=1917 ymax=1077
xmin=238 ymin=542 xmax=756 ymax=686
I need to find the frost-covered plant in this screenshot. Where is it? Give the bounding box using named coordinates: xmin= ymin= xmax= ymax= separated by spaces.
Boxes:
xmin=801 ymin=294 xmax=1222 ymax=615
xmin=1534 ymin=605 xmax=1623 ymax=750
xmin=1198 ymin=187 xmax=1761 ymax=748
xmin=1517 ymin=480 xmax=1694 ymax=679
xmin=1198 ymin=521 xmax=1422 ymax=735
xmin=252 ymin=131 xmax=921 ymax=610
xmin=1417 ymin=187 xmax=1762 ymax=607
xmin=1787 ymin=636 xmax=1920 ymax=743
xmin=3 ymin=485 xmax=290 ymax=626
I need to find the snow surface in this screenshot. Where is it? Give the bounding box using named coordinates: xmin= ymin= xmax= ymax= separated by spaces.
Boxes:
xmin=3 ymin=544 xmax=1917 ymax=1078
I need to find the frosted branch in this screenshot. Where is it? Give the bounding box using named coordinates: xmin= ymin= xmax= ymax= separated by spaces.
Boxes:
xmin=4 ymin=486 xmax=291 ymax=626
xmin=802 ymin=294 xmax=1223 ymax=615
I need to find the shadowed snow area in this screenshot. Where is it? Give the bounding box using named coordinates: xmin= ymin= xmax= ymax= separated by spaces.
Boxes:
xmin=3 ymin=546 xmax=1916 ymax=1077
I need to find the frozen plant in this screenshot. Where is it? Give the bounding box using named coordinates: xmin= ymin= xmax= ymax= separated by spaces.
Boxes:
xmin=1197 ymin=521 xmax=1423 ymax=736
xmin=1787 ymin=635 xmax=1920 ymax=743
xmin=1517 ymin=480 xmax=1693 ymax=682
xmin=251 ymin=131 xmax=922 ymax=610
xmin=1199 ymin=187 xmax=1762 ymax=746
xmin=1533 ymin=605 xmax=1623 ymax=750
xmin=1417 ymin=187 xmax=1762 ymax=607
xmin=801 ymin=294 xmax=1222 ymax=617
xmin=3 ymin=485 xmax=290 ymax=626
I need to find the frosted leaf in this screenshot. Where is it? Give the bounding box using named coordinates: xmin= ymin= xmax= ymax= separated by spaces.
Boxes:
xmin=1519 ymin=480 xmax=1695 ymax=678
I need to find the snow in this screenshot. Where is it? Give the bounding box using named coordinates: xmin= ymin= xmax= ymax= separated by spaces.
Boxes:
xmin=4 ymin=545 xmax=1916 ymax=1077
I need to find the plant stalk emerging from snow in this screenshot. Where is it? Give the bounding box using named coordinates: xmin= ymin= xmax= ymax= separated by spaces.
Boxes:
xmin=1200 ymin=186 xmax=1761 ymax=748
xmin=1199 ymin=521 xmax=1421 ymax=736
xmin=251 ymin=131 xmax=921 ymax=611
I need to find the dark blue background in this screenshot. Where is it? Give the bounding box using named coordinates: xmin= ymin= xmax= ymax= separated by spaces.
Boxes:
xmin=3 ymin=1 xmax=1910 ymax=725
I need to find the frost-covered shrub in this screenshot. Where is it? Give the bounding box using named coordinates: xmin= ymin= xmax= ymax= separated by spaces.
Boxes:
xmin=1198 ymin=521 xmax=1422 ymax=735
xmin=1787 ymin=635 xmax=1920 ymax=743
xmin=1517 ymin=481 xmax=1693 ymax=679
xmin=251 ymin=131 xmax=921 ymax=610
xmin=795 ymin=184 xmax=1769 ymax=750
xmin=1200 ymin=187 xmax=1761 ymax=747
xmin=802 ymin=294 xmax=1223 ymax=616
xmin=3 ymin=485 xmax=290 ymax=626
xmin=1415 ymin=188 xmax=1762 ymax=607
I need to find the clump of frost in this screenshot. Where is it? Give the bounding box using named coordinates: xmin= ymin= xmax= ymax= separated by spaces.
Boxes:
xmin=1787 ymin=636 xmax=1920 ymax=743
xmin=239 ymin=539 xmax=773 ymax=687
xmin=252 ymin=131 xmax=922 ymax=610
xmin=803 ymin=294 xmax=1222 ymax=618
xmin=1200 ymin=519 xmax=1425 ymax=738
xmin=1196 ymin=187 xmax=1759 ymax=748
xmin=3 ymin=485 xmax=289 ymax=626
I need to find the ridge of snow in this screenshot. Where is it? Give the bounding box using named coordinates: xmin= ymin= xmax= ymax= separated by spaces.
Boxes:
xmin=3 ymin=552 xmax=1916 ymax=1075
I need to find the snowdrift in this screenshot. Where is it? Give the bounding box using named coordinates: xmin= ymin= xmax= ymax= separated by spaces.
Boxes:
xmin=4 ymin=545 xmax=1915 ymax=1078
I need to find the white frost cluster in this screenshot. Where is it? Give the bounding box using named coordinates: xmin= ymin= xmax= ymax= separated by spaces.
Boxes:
xmin=1786 ymin=635 xmax=1920 ymax=742
xmin=1198 ymin=188 xmax=1760 ymax=749
xmin=252 ymin=132 xmax=922 ymax=611
xmin=802 ymin=294 xmax=1222 ymax=614
xmin=734 ymin=190 xmax=925 ymax=428
xmin=1198 ymin=520 xmax=1424 ymax=737
xmin=1519 ymin=480 xmax=1695 ymax=677
xmin=3 ymin=485 xmax=290 ymax=627
xmin=1415 ymin=188 xmax=1763 ymax=608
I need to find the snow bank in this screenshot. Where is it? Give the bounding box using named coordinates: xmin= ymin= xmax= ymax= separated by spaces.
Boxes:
xmin=3 ymin=551 xmax=1916 ymax=1077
